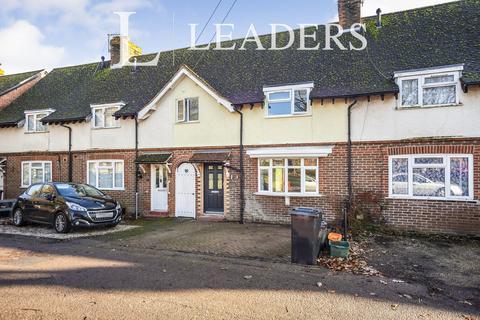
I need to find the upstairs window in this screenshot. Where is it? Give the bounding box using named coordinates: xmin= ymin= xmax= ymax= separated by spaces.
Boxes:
xmin=176 ymin=97 xmax=199 ymax=123
xmin=92 ymin=105 xmax=120 ymax=129
xmin=396 ymin=66 xmax=461 ymax=107
xmin=264 ymin=83 xmax=313 ymax=117
xmin=25 ymin=111 xmax=51 ymax=133
xmin=389 ymin=154 xmax=473 ymax=200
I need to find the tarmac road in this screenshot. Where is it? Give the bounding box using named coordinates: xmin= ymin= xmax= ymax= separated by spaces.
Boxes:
xmin=0 ymin=234 xmax=477 ymax=320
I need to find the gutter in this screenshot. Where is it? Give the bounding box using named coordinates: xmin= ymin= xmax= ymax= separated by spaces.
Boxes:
xmin=234 ymin=106 xmax=245 ymax=224
xmin=345 ymin=98 xmax=358 ymax=239
xmin=60 ymin=124 xmax=73 ymax=182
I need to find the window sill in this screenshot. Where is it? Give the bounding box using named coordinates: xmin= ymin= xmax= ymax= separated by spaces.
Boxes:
xmin=254 ymin=192 xmax=324 ymax=198
xmin=24 ymin=131 xmax=49 ymax=134
xmin=396 ymin=103 xmax=462 ymax=110
xmin=96 ymin=188 xmax=125 ymax=191
xmin=265 ymin=113 xmax=311 ymax=119
xmin=175 ymin=121 xmax=200 ymax=125
xmin=386 ymin=196 xmax=477 ymax=203
xmin=92 ymin=126 xmax=121 ymax=130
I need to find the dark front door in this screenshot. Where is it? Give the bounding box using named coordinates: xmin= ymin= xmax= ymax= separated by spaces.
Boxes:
xmin=204 ymin=164 xmax=224 ymax=213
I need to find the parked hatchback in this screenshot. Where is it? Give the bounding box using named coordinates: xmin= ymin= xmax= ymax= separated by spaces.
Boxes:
xmin=11 ymin=182 xmax=123 ymax=233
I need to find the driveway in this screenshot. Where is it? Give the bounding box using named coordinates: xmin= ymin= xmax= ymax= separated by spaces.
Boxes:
xmin=106 ymin=219 xmax=291 ymax=262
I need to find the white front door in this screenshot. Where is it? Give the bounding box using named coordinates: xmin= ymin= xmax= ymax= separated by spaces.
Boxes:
xmin=151 ymin=164 xmax=168 ymax=212
xmin=175 ymin=163 xmax=196 ymax=218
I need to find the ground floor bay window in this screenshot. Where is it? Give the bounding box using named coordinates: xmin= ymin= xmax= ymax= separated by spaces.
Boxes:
xmin=87 ymin=160 xmax=124 ymax=190
xmin=258 ymin=158 xmax=318 ymax=195
xmin=389 ymin=154 xmax=473 ymax=200
xmin=247 ymin=146 xmax=333 ymax=197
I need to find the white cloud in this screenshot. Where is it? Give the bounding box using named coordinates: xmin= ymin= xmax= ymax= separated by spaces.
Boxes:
xmin=362 ymin=0 xmax=459 ymax=16
xmin=0 ymin=20 xmax=66 ymax=74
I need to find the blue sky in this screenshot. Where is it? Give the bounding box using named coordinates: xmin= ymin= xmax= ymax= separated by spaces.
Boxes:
xmin=0 ymin=0 xmax=458 ymax=74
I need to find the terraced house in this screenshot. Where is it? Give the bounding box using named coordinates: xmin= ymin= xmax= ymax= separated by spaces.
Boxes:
xmin=0 ymin=69 xmax=46 ymax=199
xmin=0 ymin=1 xmax=479 ymax=234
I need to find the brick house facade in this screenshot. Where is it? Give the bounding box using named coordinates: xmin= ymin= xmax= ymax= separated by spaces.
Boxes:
xmin=3 ymin=137 xmax=479 ymax=235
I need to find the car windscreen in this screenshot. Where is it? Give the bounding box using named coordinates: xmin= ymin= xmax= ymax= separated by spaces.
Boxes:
xmin=55 ymin=184 xmax=105 ymax=198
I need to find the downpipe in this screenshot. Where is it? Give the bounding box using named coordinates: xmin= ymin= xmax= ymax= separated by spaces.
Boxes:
xmin=235 ymin=106 xmax=245 ymax=224
xmin=60 ymin=124 xmax=73 ymax=182
xmin=345 ymin=98 xmax=358 ymax=239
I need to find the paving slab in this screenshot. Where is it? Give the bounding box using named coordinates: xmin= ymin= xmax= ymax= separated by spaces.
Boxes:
xmin=116 ymin=220 xmax=291 ymax=261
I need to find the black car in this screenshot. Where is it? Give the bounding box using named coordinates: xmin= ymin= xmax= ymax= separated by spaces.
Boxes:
xmin=11 ymin=182 xmax=123 ymax=233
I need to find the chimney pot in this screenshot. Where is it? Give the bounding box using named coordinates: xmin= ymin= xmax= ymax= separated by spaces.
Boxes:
xmin=338 ymin=0 xmax=363 ymax=30
xmin=376 ymin=8 xmax=382 ymax=28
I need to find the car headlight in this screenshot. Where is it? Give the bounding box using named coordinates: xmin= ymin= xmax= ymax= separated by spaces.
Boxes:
xmin=115 ymin=202 xmax=122 ymax=210
xmin=66 ymin=202 xmax=87 ymax=212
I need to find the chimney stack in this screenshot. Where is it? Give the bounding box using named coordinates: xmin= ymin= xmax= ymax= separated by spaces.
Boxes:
xmin=338 ymin=0 xmax=363 ymax=30
xmin=109 ymin=35 xmax=142 ymax=68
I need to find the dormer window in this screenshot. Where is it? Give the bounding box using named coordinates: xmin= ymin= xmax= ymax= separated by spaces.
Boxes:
xmin=264 ymin=83 xmax=313 ymax=117
xmin=25 ymin=110 xmax=53 ymax=133
xmin=91 ymin=104 xmax=121 ymax=129
xmin=396 ymin=65 xmax=462 ymax=108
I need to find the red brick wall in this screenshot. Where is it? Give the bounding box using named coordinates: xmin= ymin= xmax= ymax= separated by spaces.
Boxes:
xmin=0 ymin=73 xmax=43 ymax=111
xmin=241 ymin=139 xmax=480 ymax=235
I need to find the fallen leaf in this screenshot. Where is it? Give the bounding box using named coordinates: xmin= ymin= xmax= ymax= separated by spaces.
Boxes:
xmin=244 ymin=275 xmax=253 ymax=280
xmin=459 ymin=300 xmax=473 ymax=306
xmin=390 ymin=304 xmax=398 ymax=310
xmin=403 ymin=294 xmax=413 ymax=299
xmin=316 ymin=282 xmax=323 ymax=287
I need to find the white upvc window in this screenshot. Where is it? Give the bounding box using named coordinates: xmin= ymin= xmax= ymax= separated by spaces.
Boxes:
xmin=24 ymin=110 xmax=53 ymax=133
xmin=176 ymin=97 xmax=199 ymax=123
xmin=389 ymin=154 xmax=474 ymax=201
xmin=264 ymin=83 xmax=313 ymax=117
xmin=258 ymin=158 xmax=318 ymax=195
xmin=91 ymin=105 xmax=121 ymax=129
xmin=87 ymin=160 xmax=124 ymax=190
xmin=396 ymin=66 xmax=462 ymax=108
xmin=21 ymin=161 xmax=52 ymax=187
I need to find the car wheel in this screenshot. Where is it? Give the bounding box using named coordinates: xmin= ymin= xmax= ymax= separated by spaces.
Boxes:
xmin=54 ymin=212 xmax=71 ymax=234
xmin=12 ymin=208 xmax=25 ymax=227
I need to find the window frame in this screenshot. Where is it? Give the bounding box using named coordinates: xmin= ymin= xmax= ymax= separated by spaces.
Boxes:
xmin=263 ymin=83 xmax=313 ymax=118
xmin=257 ymin=158 xmax=319 ymax=196
xmin=388 ymin=154 xmax=474 ymax=201
xmin=21 ymin=161 xmax=52 ymax=188
xmin=91 ymin=105 xmax=121 ymax=129
xmin=86 ymin=160 xmax=125 ymax=191
xmin=397 ymin=69 xmax=461 ymax=108
xmin=24 ymin=110 xmax=52 ymax=133
xmin=176 ymin=97 xmax=200 ymax=123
